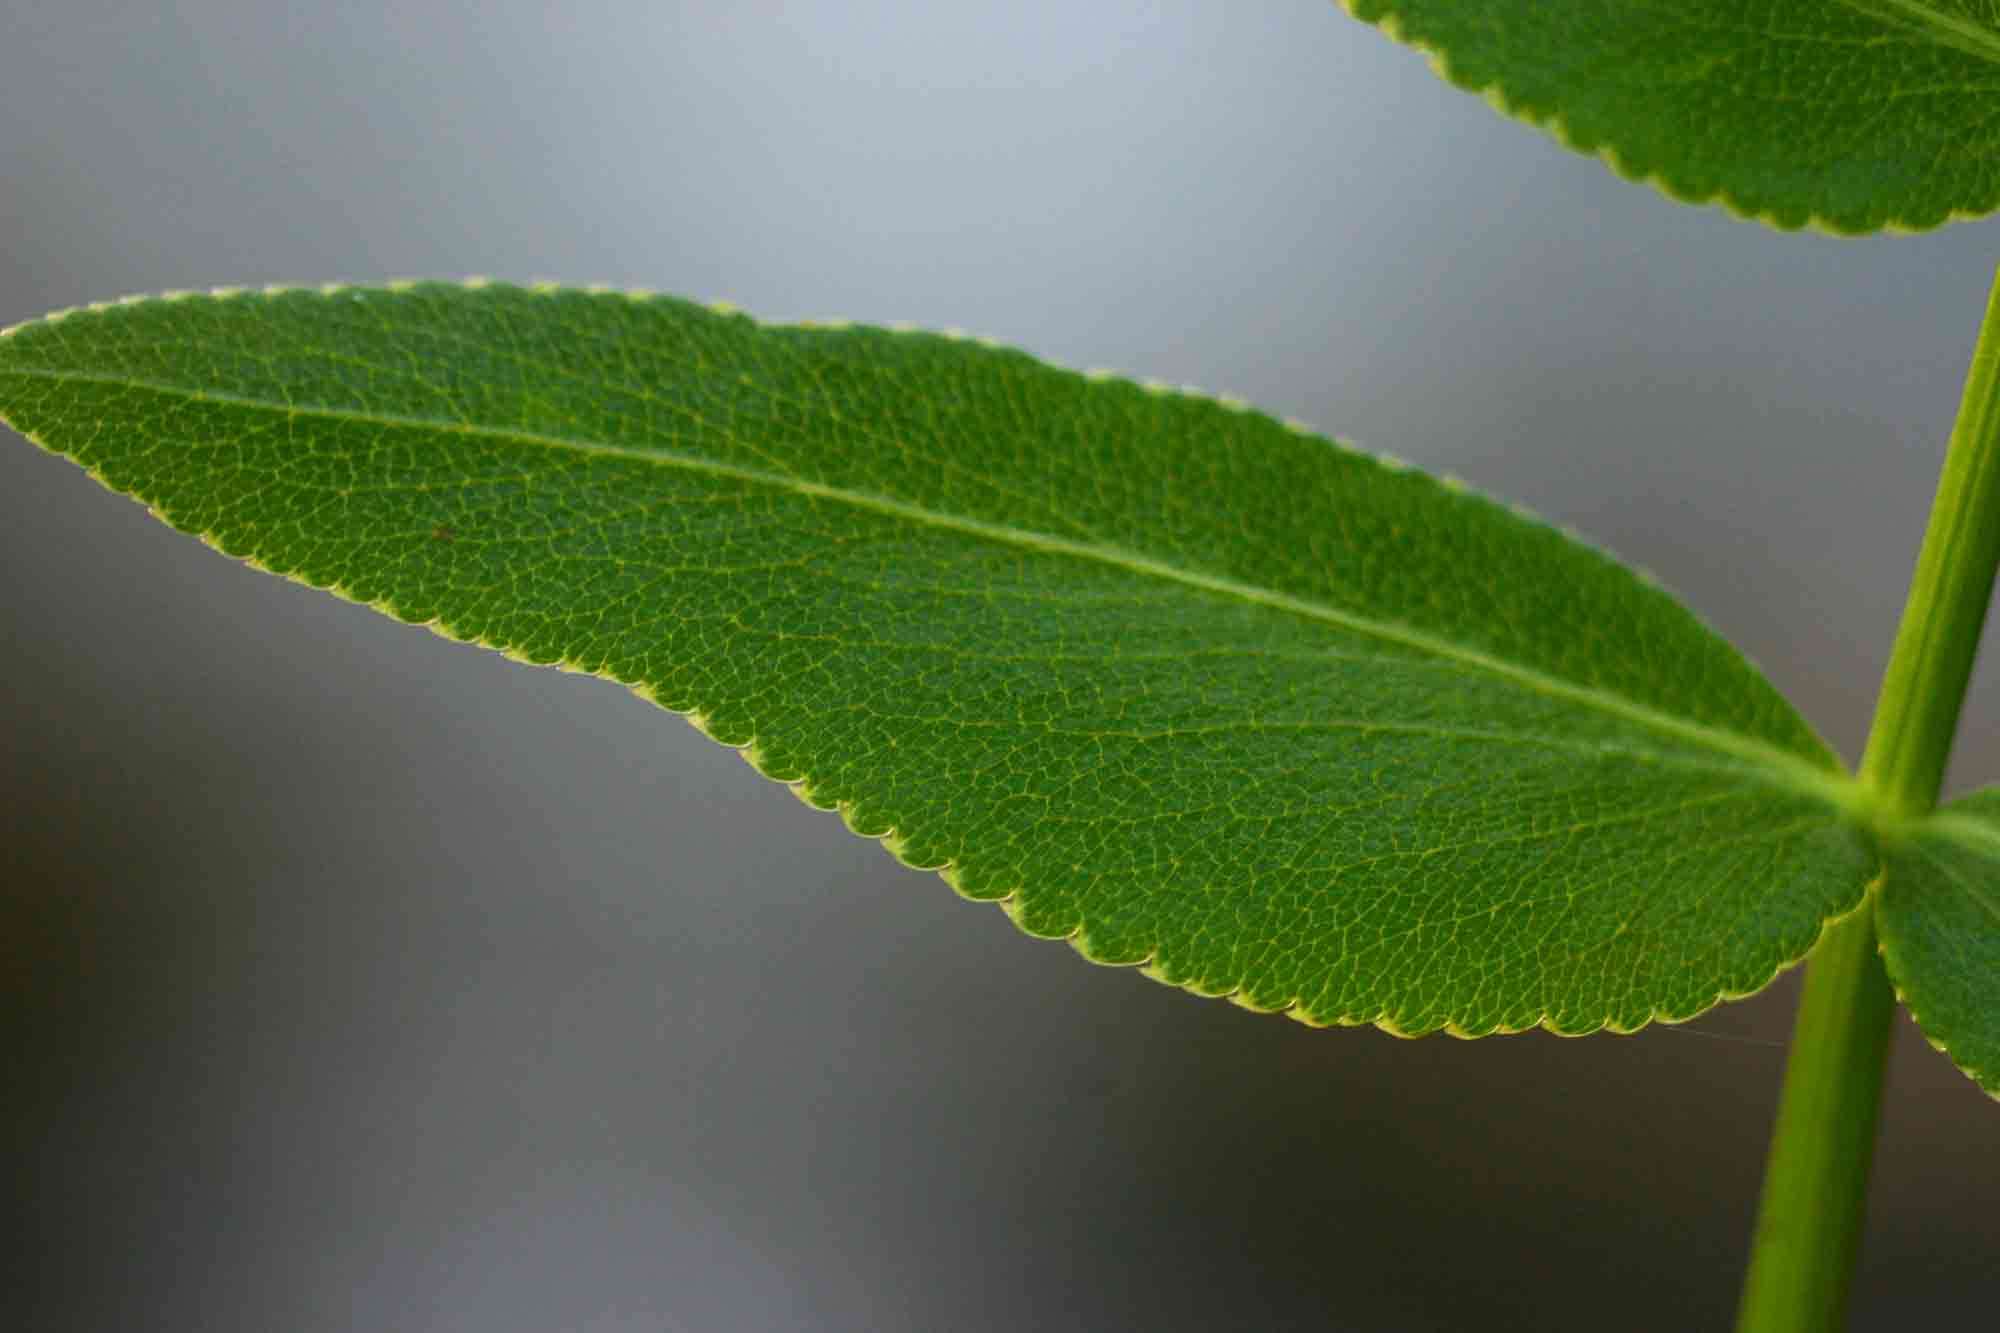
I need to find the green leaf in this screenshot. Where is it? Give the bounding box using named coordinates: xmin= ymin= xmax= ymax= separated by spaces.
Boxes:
xmin=0 ymin=282 xmax=1875 ymax=1035
xmin=1341 ymin=0 xmax=2000 ymax=233
xmin=1878 ymin=790 xmax=2000 ymax=1095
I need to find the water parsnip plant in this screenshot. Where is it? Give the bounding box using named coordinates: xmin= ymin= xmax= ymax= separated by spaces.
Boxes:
xmin=7 ymin=5 xmax=2000 ymax=1329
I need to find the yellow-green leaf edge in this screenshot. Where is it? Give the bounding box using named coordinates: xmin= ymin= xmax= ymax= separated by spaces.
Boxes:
xmin=1337 ymin=0 xmax=2000 ymax=236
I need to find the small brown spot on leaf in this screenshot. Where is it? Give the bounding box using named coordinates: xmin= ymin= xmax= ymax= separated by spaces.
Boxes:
xmin=432 ymin=524 xmax=456 ymax=543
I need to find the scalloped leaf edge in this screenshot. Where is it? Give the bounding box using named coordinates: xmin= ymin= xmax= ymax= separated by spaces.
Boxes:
xmin=1881 ymin=961 xmax=2000 ymax=1100
xmin=1877 ymin=815 xmax=2000 ymax=1100
xmin=1336 ymin=1 xmax=1996 ymax=236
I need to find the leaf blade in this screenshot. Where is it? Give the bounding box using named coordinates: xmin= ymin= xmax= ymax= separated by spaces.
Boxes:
xmin=0 ymin=283 xmax=1875 ymax=1034
xmin=1879 ymin=791 xmax=2000 ymax=1095
xmin=1341 ymin=0 xmax=2000 ymax=233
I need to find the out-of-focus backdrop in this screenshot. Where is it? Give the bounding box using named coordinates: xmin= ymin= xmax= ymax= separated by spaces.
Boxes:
xmin=6 ymin=3 xmax=1996 ymax=1329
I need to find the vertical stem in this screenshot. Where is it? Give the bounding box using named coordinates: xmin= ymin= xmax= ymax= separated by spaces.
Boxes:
xmin=1737 ymin=264 xmax=2000 ymax=1333
xmin=1735 ymin=911 xmax=1894 ymax=1333
xmin=1855 ymin=269 xmax=2000 ymax=821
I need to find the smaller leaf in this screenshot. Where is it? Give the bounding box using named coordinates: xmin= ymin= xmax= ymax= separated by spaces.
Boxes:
xmin=1877 ymin=789 xmax=2000 ymax=1096
xmin=1340 ymin=0 xmax=2000 ymax=233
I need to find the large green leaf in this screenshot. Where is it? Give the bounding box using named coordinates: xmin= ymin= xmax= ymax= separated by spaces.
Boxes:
xmin=0 ymin=282 xmax=1875 ymax=1035
xmin=1879 ymin=790 xmax=2000 ymax=1096
xmin=1341 ymin=1 xmax=2000 ymax=233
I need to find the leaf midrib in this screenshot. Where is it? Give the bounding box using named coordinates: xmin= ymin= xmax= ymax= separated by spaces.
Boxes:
xmin=1839 ymin=0 xmax=2000 ymax=67
xmin=1910 ymin=824 xmax=2000 ymax=928
xmin=1915 ymin=812 xmax=2000 ymax=927
xmin=0 ymin=362 xmax=1860 ymax=811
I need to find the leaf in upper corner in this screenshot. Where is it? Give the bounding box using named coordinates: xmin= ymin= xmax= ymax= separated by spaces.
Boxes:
xmin=0 ymin=283 xmax=1876 ymax=1035
xmin=1339 ymin=0 xmax=2000 ymax=233
xmin=1878 ymin=790 xmax=2000 ymax=1095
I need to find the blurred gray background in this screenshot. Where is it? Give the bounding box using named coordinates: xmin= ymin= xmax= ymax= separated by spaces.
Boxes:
xmin=5 ymin=2 xmax=1997 ymax=1329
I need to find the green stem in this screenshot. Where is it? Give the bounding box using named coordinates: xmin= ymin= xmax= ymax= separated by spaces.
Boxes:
xmin=1737 ymin=264 xmax=2000 ymax=1333
xmin=1735 ymin=910 xmax=1894 ymax=1333
xmin=1855 ymin=272 xmax=2000 ymax=822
